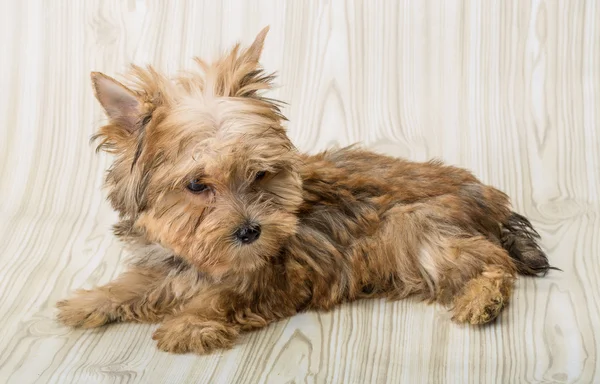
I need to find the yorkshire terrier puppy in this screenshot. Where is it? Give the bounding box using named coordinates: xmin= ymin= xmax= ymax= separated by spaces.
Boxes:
xmin=57 ymin=27 xmax=552 ymax=354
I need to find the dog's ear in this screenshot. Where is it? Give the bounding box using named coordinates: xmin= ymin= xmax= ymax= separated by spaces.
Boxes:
xmin=91 ymin=72 xmax=141 ymax=133
xmin=195 ymin=26 xmax=274 ymax=99
xmin=244 ymin=26 xmax=269 ymax=63
xmin=222 ymin=26 xmax=274 ymax=98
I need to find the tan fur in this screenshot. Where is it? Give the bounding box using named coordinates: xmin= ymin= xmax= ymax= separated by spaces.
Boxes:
xmin=57 ymin=27 xmax=552 ymax=354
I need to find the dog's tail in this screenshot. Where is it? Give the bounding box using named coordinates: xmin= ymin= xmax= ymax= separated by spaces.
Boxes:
xmin=500 ymin=212 xmax=558 ymax=276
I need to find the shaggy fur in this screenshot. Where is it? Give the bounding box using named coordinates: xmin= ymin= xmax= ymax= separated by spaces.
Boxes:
xmin=57 ymin=27 xmax=553 ymax=354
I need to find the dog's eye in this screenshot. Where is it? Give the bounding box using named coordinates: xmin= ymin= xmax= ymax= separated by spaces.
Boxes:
xmin=255 ymin=171 xmax=267 ymax=181
xmin=187 ymin=179 xmax=208 ymax=193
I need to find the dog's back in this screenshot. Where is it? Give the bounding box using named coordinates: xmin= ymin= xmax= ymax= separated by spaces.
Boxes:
xmin=300 ymin=146 xmax=552 ymax=277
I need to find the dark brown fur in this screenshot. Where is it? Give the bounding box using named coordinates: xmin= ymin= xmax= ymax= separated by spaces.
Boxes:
xmin=57 ymin=27 xmax=553 ymax=354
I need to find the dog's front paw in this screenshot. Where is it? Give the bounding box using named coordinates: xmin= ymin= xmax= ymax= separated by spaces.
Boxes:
xmin=56 ymin=290 xmax=115 ymax=328
xmin=152 ymin=315 xmax=239 ymax=354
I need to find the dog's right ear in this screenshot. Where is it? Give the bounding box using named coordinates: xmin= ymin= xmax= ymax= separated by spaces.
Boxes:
xmin=91 ymin=72 xmax=141 ymax=133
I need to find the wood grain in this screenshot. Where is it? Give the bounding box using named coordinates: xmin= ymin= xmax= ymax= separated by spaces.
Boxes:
xmin=0 ymin=0 xmax=598 ymax=383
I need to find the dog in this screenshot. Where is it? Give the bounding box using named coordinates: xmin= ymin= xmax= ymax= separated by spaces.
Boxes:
xmin=57 ymin=27 xmax=553 ymax=354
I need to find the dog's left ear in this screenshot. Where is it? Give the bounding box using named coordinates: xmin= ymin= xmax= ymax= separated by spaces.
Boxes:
xmin=244 ymin=26 xmax=269 ymax=63
xmin=91 ymin=72 xmax=141 ymax=133
xmin=225 ymin=26 xmax=274 ymax=98
xmin=201 ymin=26 xmax=273 ymax=98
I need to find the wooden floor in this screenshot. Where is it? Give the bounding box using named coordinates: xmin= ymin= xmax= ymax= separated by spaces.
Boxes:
xmin=0 ymin=1 xmax=598 ymax=383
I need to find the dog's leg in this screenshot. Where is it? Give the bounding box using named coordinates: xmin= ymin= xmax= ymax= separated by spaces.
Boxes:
xmin=151 ymin=287 xmax=290 ymax=354
xmin=450 ymin=265 xmax=514 ymax=324
xmin=152 ymin=311 xmax=242 ymax=354
xmin=375 ymin=204 xmax=517 ymax=324
xmin=420 ymin=235 xmax=516 ymax=324
xmin=56 ymin=266 xmax=185 ymax=328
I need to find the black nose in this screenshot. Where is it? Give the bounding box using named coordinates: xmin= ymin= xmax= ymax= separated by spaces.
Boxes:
xmin=235 ymin=223 xmax=261 ymax=244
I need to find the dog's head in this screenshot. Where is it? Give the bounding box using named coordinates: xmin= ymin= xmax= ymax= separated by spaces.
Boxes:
xmin=91 ymin=27 xmax=303 ymax=277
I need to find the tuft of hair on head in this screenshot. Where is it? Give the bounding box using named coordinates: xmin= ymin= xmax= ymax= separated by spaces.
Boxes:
xmin=90 ymin=26 xmax=283 ymax=153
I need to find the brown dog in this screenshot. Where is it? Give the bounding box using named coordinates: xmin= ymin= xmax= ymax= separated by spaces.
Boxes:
xmin=57 ymin=27 xmax=552 ymax=354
